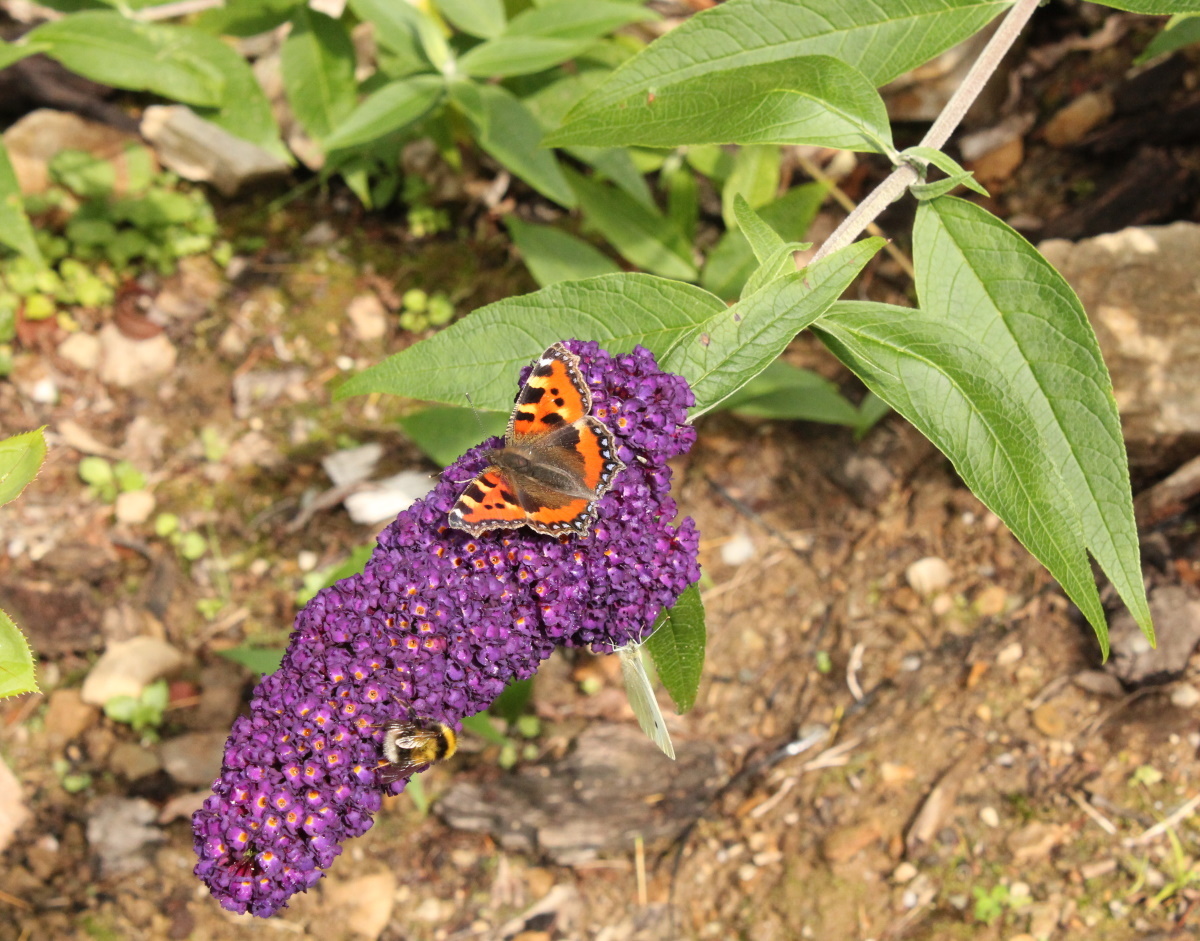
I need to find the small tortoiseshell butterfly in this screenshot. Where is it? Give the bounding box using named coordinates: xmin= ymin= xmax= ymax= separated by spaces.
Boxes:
xmin=447 ymin=343 xmax=625 ymax=537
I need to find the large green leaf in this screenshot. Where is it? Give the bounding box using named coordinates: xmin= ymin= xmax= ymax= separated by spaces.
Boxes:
xmin=0 ymin=144 xmax=43 ymax=266
xmin=561 ymin=0 xmax=1011 ymax=122
xmin=669 ymin=239 xmax=883 ymax=415
xmin=434 ymin=0 xmax=506 ymax=39
xmin=185 ymin=27 xmax=286 ymax=158
xmin=913 ymin=196 xmax=1151 ymax=640
xmin=29 ymin=12 xmax=226 ymax=106
xmin=336 ymin=274 xmax=728 ymax=409
xmin=548 ymin=56 xmax=892 ymax=153
xmin=453 ymin=84 xmax=575 ymax=207
xmin=817 ymin=302 xmax=1109 ymax=653
xmin=506 ymin=1 xmax=657 ymax=39
xmin=0 ymin=608 xmax=38 ymax=699
xmin=565 ymin=167 xmax=695 ymax=280
xmin=504 ymin=217 xmax=621 ymax=287
xmin=644 ymin=583 xmax=705 ymax=714
xmin=282 ymin=7 xmax=357 ymax=142
xmin=0 ymin=427 xmax=47 ymax=507
xmin=324 ymin=75 xmax=445 ymax=151
xmin=458 ymin=35 xmax=595 ymax=78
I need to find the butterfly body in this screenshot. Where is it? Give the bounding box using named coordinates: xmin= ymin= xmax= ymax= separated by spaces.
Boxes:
xmin=448 ymin=343 xmax=625 ymax=537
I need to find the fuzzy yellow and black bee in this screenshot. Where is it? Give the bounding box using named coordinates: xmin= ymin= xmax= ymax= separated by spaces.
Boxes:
xmin=376 ymin=717 xmax=457 ymax=786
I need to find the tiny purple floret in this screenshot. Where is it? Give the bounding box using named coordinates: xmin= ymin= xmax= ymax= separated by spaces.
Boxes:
xmin=192 ymin=340 xmax=700 ymax=916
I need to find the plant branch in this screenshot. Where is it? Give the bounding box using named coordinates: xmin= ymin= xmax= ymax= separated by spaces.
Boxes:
xmin=810 ymin=0 xmax=1042 ymax=266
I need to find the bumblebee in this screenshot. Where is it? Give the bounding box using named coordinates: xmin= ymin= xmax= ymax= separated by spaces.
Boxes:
xmin=376 ymin=717 xmax=457 ymax=785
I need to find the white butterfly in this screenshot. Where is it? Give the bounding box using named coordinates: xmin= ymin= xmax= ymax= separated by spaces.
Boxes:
xmin=616 ymin=639 xmax=675 ymax=760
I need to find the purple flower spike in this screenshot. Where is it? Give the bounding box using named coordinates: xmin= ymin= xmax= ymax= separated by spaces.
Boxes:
xmin=192 ymin=340 xmax=700 ymax=916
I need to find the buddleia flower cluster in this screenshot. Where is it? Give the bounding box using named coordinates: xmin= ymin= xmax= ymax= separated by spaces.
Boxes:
xmin=192 ymin=340 xmax=700 ymax=916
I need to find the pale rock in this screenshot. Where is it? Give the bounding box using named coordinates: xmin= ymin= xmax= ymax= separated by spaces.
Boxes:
xmin=720 ymin=532 xmax=756 ymax=566
xmin=158 ymin=731 xmax=227 ymax=787
xmin=1039 ymin=223 xmax=1200 ymax=472
xmin=86 ymin=796 xmax=164 ymax=876
xmin=157 ymin=790 xmax=208 ymax=824
xmin=906 ymin=557 xmax=953 ymax=595
xmin=30 ymin=376 xmax=58 ymax=404
xmin=322 ymin=442 xmax=383 ymax=488
xmin=80 ymin=637 xmax=185 ymax=705
xmin=979 ymin=806 xmax=1000 ymax=828
xmin=2 ymin=109 xmax=151 ymax=194
xmin=0 ymin=754 xmax=30 ymax=855
xmin=1043 ymin=90 xmax=1114 ymax=147
xmin=1170 ymin=683 xmax=1200 ymax=708
xmin=43 ymin=689 xmax=98 ymax=748
xmin=1107 ymin=584 xmax=1200 ymax=685
xmin=108 ymin=741 xmax=162 ymax=781
xmin=97 ymin=323 xmax=177 ymax=388
xmin=141 ymin=105 xmax=290 ymax=197
xmin=974 ymin=585 xmax=1008 ymax=617
xmin=114 ymin=490 xmax=156 ymax=525
xmin=892 ymin=861 xmax=918 ymax=883
xmin=324 ymin=871 xmax=398 ymax=940
xmin=996 ymin=642 xmax=1024 ymax=666
xmin=344 ymin=471 xmax=435 ymax=525
xmin=347 ymin=294 xmax=388 ymax=342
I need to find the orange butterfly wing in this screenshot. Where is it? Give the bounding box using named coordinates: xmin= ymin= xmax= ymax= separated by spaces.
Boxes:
xmin=508 ymin=344 xmax=591 ymax=441
xmin=448 ymin=344 xmax=624 ymax=537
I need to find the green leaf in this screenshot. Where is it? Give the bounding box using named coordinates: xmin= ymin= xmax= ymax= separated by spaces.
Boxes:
xmin=0 ymin=607 xmax=38 ymax=699
xmin=669 ymin=238 xmax=884 ymax=416
xmin=549 ymin=56 xmax=893 ymax=154
xmin=719 ymin=359 xmax=861 ymax=425
xmin=734 ymin=194 xmax=785 ymax=262
xmin=0 ymin=39 xmax=47 ymax=71
xmin=721 ymin=144 xmax=781 ymax=229
xmin=1137 ymin=13 xmax=1200 ymax=62
xmin=914 ymin=196 xmax=1150 ymax=642
xmin=397 ymin=406 xmax=508 ymax=466
xmin=193 ymin=0 xmax=302 ymax=37
xmin=185 ymin=30 xmax=287 ymax=158
xmin=434 ymin=0 xmax=506 ymax=39
xmin=29 ymin=12 xmax=226 ymax=106
xmin=816 ymin=302 xmax=1109 ymax=653
xmin=568 ymin=146 xmax=655 ymax=208
xmin=324 ymin=75 xmax=445 ymax=150
xmin=337 ymin=274 xmax=727 ymax=409
xmin=562 ymin=0 xmax=1011 ymax=122
xmin=349 ymin=0 xmax=448 ymax=70
xmin=0 ymin=143 xmax=44 ymax=265
xmin=282 ymin=7 xmax=358 ymax=142
xmin=458 ymin=35 xmax=594 ymax=78
xmin=488 ymin=676 xmax=534 ymax=723
xmin=453 ymin=84 xmax=576 ymax=207
xmin=506 ymin=1 xmax=657 ymax=39
xmin=664 ymin=163 xmax=699 ymax=245
xmin=460 ymin=712 xmax=509 ymax=745
xmin=504 ymin=217 xmax=621 ymax=287
xmin=644 ymin=583 xmax=705 ymax=714
xmin=0 ymin=427 xmax=47 ymax=506
xmin=1091 ymin=1 xmax=1200 ymax=11
xmin=740 ymin=241 xmax=810 ymax=299
xmin=702 ymin=182 xmax=826 ymax=300
xmin=219 ymin=646 xmax=284 ymax=676
xmin=565 ymin=167 xmax=696 ymax=280
xmin=903 ymin=145 xmax=988 ymax=199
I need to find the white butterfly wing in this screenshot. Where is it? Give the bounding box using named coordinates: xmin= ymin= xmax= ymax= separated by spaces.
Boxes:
xmin=617 ymin=643 xmax=675 ymax=760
